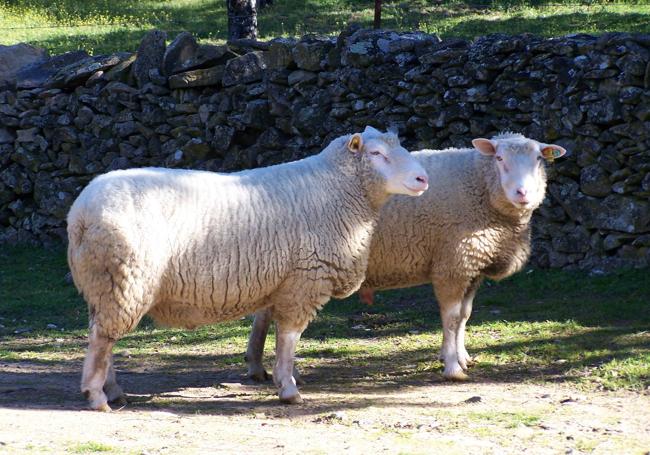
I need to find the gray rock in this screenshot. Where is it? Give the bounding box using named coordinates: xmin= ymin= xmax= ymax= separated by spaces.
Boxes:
xmin=176 ymin=44 xmax=231 ymax=74
xmin=222 ymin=51 xmax=267 ymax=86
xmin=148 ymin=68 xmax=167 ymax=86
xmin=0 ymin=128 xmax=15 ymax=144
xmin=564 ymin=193 xmax=650 ymax=233
xmin=162 ymin=32 xmax=199 ymax=76
xmin=267 ymin=38 xmax=296 ymax=69
xmin=133 ymin=30 xmax=168 ymax=88
xmin=211 ymin=125 xmax=235 ymax=154
xmin=0 ymin=43 xmax=48 ymax=88
xmin=466 ymin=85 xmax=489 ymax=103
xmin=74 ymin=106 xmax=95 ymax=128
xmin=114 ymin=121 xmax=137 ymax=138
xmin=586 ymin=98 xmax=621 ymax=125
xmin=242 ymin=100 xmax=270 ymax=126
xmin=16 ymin=128 xmax=38 ymax=143
xmin=45 ymin=53 xmax=125 ymax=88
xmin=641 ymin=173 xmax=650 ymax=192
xmin=552 ymin=226 xmax=590 ymax=253
xmin=292 ymin=37 xmax=333 ymax=71
xmin=580 ymin=164 xmax=611 ymax=197
xmin=16 ymin=50 xmax=89 ymax=89
xmin=0 ymin=164 xmax=32 ymax=194
xmin=603 ymin=233 xmax=632 ymax=251
xmin=287 ymin=70 xmax=317 ymax=85
xmin=169 ymin=65 xmax=225 ymax=88
xmin=181 ymin=137 xmax=210 ymax=160
xmin=104 ymin=53 xmax=136 ymax=81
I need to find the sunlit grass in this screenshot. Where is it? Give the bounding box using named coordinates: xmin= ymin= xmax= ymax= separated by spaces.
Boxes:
xmin=68 ymin=441 xmax=115 ymax=454
xmin=0 ymin=0 xmax=649 ymax=54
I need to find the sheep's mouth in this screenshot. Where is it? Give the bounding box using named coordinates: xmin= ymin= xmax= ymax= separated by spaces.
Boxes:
xmin=512 ymin=200 xmax=533 ymax=209
xmin=403 ymin=183 xmax=428 ymax=195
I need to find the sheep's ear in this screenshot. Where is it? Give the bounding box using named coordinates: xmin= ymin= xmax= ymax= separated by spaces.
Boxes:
xmin=472 ymin=138 xmax=497 ymax=156
xmin=347 ymin=134 xmax=363 ymax=153
xmin=387 ymin=125 xmax=399 ymax=135
xmin=540 ymin=144 xmax=567 ymax=162
xmin=363 ymin=125 xmax=381 ymax=136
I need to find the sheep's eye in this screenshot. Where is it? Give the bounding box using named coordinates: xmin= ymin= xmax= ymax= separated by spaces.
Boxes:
xmin=537 ymin=156 xmax=544 ymax=162
xmin=370 ymin=150 xmax=382 ymax=156
xmin=496 ymin=156 xmax=503 ymax=162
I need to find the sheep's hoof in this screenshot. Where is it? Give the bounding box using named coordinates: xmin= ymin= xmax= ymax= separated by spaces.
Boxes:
xmin=84 ymin=390 xmax=112 ymax=411
xmin=459 ymin=356 xmax=475 ymax=371
xmin=443 ymin=365 xmax=469 ymax=381
xmin=279 ymin=392 xmax=303 ymax=405
xmin=109 ymin=395 xmax=128 ymax=407
xmin=248 ymin=368 xmax=270 ymax=382
xmin=279 ymin=385 xmax=303 ymax=404
xmin=96 ymin=403 xmax=113 ymax=412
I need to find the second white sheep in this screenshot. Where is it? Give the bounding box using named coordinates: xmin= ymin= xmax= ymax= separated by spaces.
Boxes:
xmin=247 ymin=133 xmax=566 ymax=381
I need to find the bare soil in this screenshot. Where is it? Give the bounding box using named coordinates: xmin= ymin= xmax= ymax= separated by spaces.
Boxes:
xmin=1 ymin=358 xmax=649 ymax=454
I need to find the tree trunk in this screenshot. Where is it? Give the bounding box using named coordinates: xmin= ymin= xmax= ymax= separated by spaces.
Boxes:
xmin=374 ymin=0 xmax=382 ymax=29
xmin=227 ymin=0 xmax=258 ymax=41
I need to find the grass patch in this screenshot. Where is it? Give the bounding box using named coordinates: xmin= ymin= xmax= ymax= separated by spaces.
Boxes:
xmin=0 ymin=0 xmax=649 ymax=54
xmin=68 ymin=441 xmax=115 ymax=453
xmin=0 ymin=245 xmax=649 ymax=392
xmin=466 ymin=410 xmax=542 ymax=428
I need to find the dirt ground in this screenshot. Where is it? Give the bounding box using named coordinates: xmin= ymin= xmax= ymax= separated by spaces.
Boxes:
xmin=1 ymin=359 xmax=649 ymax=454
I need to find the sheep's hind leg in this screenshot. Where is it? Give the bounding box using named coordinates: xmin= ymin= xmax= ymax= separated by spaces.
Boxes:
xmin=246 ymin=308 xmax=272 ymax=382
xmin=81 ymin=326 xmax=116 ymax=411
xmin=457 ymin=278 xmax=482 ymax=370
xmin=246 ymin=309 xmax=305 ymax=385
xmin=103 ymin=354 xmax=126 ymax=405
xmin=273 ymin=322 xmax=304 ymax=404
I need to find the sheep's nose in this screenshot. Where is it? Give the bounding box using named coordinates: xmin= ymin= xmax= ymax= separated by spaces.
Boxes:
xmin=416 ymin=175 xmax=428 ymax=186
xmin=516 ymin=187 xmax=527 ymax=197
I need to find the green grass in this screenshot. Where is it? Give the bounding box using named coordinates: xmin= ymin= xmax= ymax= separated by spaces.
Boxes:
xmin=466 ymin=410 xmax=542 ymax=428
xmin=68 ymin=442 xmax=115 ymax=454
xmin=0 ymin=245 xmax=649 ymax=392
xmin=0 ymin=0 xmax=649 ymax=55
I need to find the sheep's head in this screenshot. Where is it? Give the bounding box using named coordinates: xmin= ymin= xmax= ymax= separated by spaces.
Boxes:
xmin=348 ymin=126 xmax=428 ymax=197
xmin=472 ymin=133 xmax=566 ymax=210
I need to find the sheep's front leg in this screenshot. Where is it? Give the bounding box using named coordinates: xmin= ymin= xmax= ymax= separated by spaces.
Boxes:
xmin=273 ymin=324 xmax=303 ymax=404
xmin=81 ymin=325 xmax=116 ymax=411
xmin=433 ymin=282 xmax=470 ymax=381
xmin=457 ymin=278 xmax=482 ymax=370
xmin=246 ymin=308 xmax=273 ymax=382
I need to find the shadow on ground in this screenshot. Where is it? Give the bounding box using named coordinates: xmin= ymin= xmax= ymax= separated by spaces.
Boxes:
xmin=1 ymin=323 xmax=647 ymax=415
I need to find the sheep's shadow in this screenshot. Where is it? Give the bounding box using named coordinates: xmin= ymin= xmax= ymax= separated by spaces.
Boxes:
xmin=0 ymin=322 xmax=647 ymax=415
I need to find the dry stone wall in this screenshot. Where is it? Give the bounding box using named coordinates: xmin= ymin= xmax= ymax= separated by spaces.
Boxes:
xmin=1 ymin=27 xmax=649 ymax=271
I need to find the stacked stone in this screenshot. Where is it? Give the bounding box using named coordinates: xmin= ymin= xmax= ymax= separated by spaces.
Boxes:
xmin=0 ymin=28 xmax=648 ymax=270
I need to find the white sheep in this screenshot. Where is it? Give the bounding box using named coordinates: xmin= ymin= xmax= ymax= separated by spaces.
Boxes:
xmin=67 ymin=126 xmax=428 ymax=411
xmin=246 ymin=132 xmax=566 ymax=381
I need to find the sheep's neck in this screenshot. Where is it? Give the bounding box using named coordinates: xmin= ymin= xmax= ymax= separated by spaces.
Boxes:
xmin=324 ymin=147 xmax=386 ymax=215
xmin=359 ymin=162 xmax=389 ymax=213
